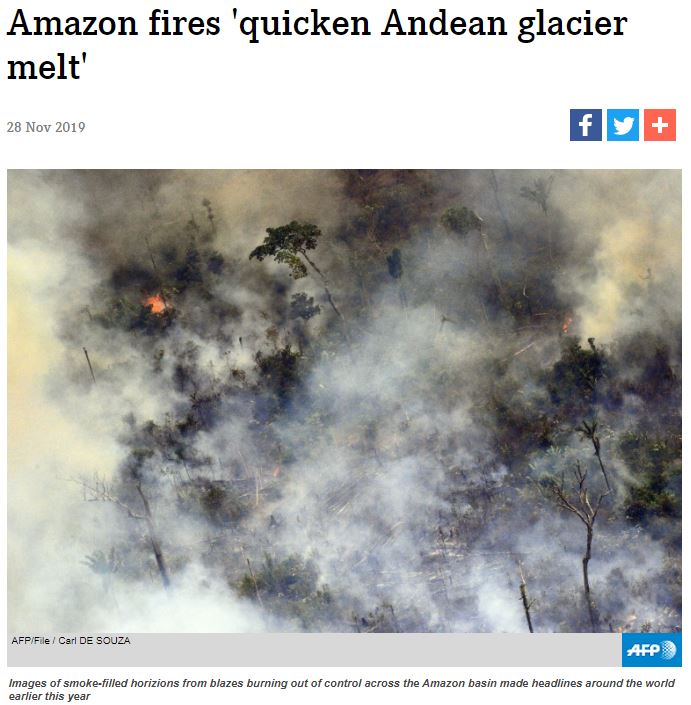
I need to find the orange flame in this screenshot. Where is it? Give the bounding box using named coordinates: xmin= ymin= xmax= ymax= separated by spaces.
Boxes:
xmin=144 ymin=293 xmax=166 ymax=314
xmin=562 ymin=315 xmax=573 ymax=334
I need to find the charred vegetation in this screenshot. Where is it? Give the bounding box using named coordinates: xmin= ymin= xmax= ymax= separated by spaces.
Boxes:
xmin=9 ymin=170 xmax=681 ymax=633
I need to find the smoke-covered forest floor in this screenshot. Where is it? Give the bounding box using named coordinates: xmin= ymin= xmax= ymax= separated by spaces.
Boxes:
xmin=8 ymin=170 xmax=681 ymax=633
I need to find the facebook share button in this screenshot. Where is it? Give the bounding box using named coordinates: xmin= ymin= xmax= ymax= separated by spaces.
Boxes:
xmin=570 ymin=109 xmax=603 ymax=141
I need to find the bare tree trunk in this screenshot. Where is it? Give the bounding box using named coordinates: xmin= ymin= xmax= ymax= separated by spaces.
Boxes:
xmin=136 ymin=483 xmax=171 ymax=590
xmin=583 ymin=524 xmax=598 ymax=632
xmin=580 ymin=421 xmax=611 ymax=492
xmin=73 ymin=476 xmax=171 ymax=591
xmin=301 ymin=250 xmax=351 ymax=346
xmin=548 ymin=461 xmax=609 ymax=633
xmin=592 ymin=442 xmax=611 ymax=492
xmin=83 ymin=347 xmax=96 ymax=384
xmin=301 ymin=252 xmax=345 ymax=320
xmin=519 ymin=566 xmax=534 ymax=633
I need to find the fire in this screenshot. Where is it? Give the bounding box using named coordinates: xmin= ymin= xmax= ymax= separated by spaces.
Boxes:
xmin=562 ymin=315 xmax=573 ymax=334
xmin=144 ymin=293 xmax=166 ymax=314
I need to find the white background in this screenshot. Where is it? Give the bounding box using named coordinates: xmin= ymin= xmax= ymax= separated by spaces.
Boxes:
xmin=1 ymin=0 xmax=687 ymax=702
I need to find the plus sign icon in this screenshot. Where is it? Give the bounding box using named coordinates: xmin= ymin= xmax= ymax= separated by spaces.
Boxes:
xmin=644 ymin=109 xmax=676 ymax=141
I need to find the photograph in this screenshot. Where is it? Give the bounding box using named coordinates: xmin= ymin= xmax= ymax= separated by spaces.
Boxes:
xmin=8 ymin=169 xmax=681 ymax=635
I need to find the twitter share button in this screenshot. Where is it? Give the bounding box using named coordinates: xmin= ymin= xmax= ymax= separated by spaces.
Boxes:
xmin=607 ymin=109 xmax=639 ymax=141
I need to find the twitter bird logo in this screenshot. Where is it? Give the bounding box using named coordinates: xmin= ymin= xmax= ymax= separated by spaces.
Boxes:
xmin=613 ymin=117 xmax=634 ymax=135
xmin=607 ymin=109 xmax=639 ymax=141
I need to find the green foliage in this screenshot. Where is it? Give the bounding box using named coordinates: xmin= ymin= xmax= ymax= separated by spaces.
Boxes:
xmin=616 ymin=335 xmax=678 ymax=403
xmin=338 ymin=171 xmax=438 ymax=246
xmin=95 ymin=295 xmax=176 ymax=335
xmin=239 ymin=554 xmax=317 ymax=600
xmin=175 ymin=242 xmax=203 ymax=284
xmin=480 ymin=361 xmax=559 ymax=466
xmin=177 ymin=479 xmax=248 ymax=527
xmin=440 ymin=206 xmax=483 ymax=236
xmin=238 ymin=554 xmax=334 ymax=629
xmin=255 ymin=346 xmax=302 ymax=401
xmin=493 ymin=403 xmax=558 ymax=462
xmin=576 ymin=419 xmax=602 ymax=456
xmin=290 ymin=292 xmax=321 ymax=320
xmin=619 ymin=431 xmax=681 ymax=523
xmin=548 ymin=337 xmax=607 ymax=412
xmin=275 ymin=251 xmax=308 ymax=278
xmin=253 ymin=345 xmax=304 ymax=422
xmin=249 ymin=221 xmax=322 ymax=279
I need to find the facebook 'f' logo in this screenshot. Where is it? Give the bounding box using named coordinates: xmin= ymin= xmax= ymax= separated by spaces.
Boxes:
xmin=570 ymin=109 xmax=602 ymax=141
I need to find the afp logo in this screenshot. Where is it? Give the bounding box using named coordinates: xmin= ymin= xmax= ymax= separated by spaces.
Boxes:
xmin=622 ymin=633 xmax=681 ymax=667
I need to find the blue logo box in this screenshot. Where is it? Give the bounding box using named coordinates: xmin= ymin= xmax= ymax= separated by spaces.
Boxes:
xmin=570 ymin=109 xmax=602 ymax=141
xmin=607 ymin=109 xmax=639 ymax=141
xmin=622 ymin=633 xmax=681 ymax=667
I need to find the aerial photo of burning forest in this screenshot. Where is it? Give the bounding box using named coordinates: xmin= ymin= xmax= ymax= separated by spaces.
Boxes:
xmin=8 ymin=170 xmax=680 ymax=633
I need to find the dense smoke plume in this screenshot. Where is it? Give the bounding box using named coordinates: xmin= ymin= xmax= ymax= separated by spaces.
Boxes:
xmin=8 ymin=170 xmax=681 ymax=633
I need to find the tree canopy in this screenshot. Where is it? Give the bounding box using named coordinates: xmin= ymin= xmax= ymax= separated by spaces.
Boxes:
xmin=249 ymin=221 xmax=322 ymax=279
